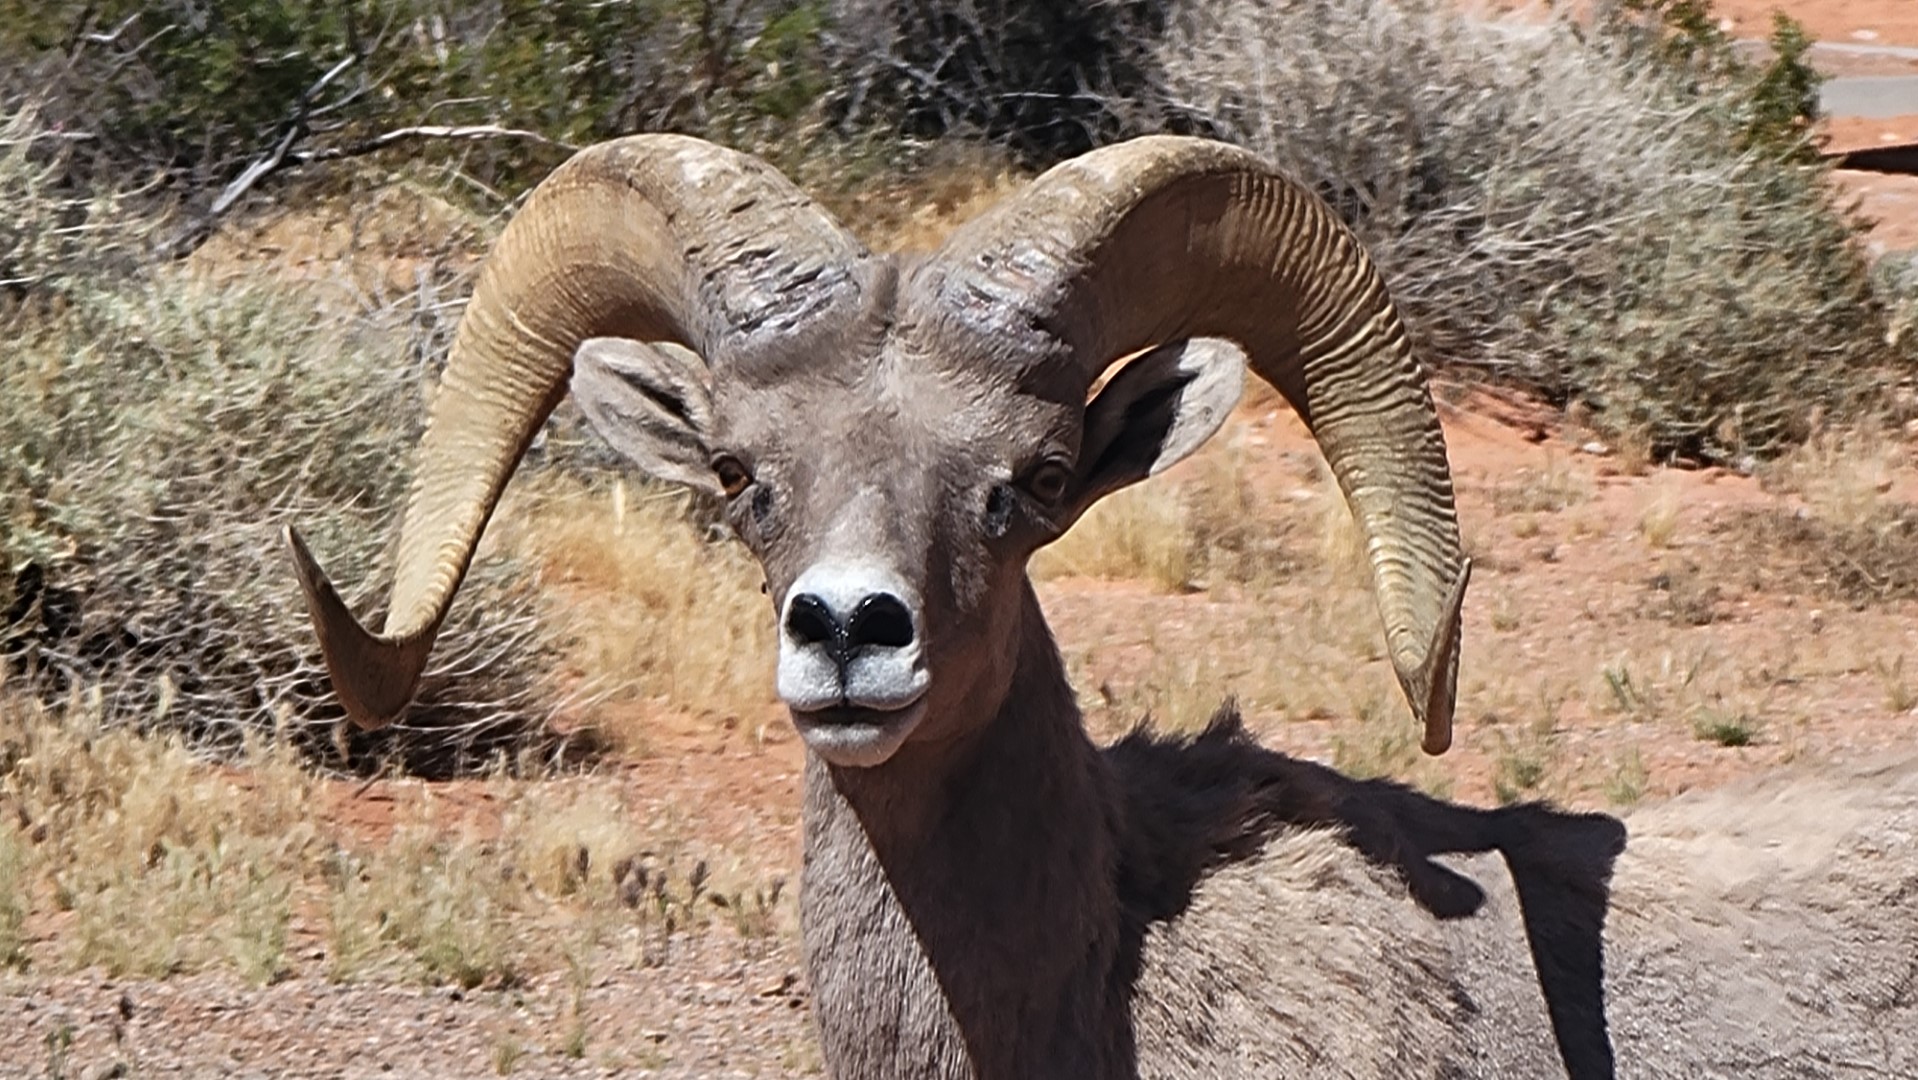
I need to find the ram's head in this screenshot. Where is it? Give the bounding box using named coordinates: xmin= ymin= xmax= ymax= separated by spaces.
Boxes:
xmin=286 ymin=134 xmax=1469 ymax=768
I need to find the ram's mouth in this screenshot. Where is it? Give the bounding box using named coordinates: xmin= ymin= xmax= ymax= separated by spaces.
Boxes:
xmin=790 ymin=699 xmax=928 ymax=768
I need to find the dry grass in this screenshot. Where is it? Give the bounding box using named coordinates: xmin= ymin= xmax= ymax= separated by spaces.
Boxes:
xmin=1722 ymin=431 xmax=1918 ymax=605
xmin=1488 ymin=455 xmax=1593 ymax=516
xmin=1330 ymin=695 xmax=1421 ymax=783
xmin=1644 ymin=561 xmax=1722 ymax=627
xmin=1033 ymin=483 xmax=1194 ymax=591
xmin=1046 ymin=428 xmax=1397 ymax=740
xmin=1 ymin=693 xmax=317 ymax=981
xmin=0 ymin=814 xmax=26 ymax=971
xmin=803 ymin=141 xmax=1028 ymax=255
xmin=0 ymin=692 xmax=784 ymax=985
xmin=1759 ymin=429 xmax=1903 ymax=523
xmin=1637 ymin=480 xmax=1683 ymax=549
xmin=1034 ymin=423 xmax=1351 ymax=594
xmin=324 ymin=818 xmax=523 ymax=988
xmin=1602 ymin=747 xmax=1649 ymax=808
xmin=496 ymin=476 xmax=776 ymax=748
xmin=1591 ymin=645 xmax=1784 ymax=756
xmin=1875 ymin=654 xmax=1918 ymax=716
xmin=1731 ymin=503 xmax=1918 ymax=605
xmin=1067 ymin=575 xmax=1394 ymax=742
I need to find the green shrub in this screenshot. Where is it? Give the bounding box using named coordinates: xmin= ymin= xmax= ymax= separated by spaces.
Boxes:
xmin=0 ymin=0 xmax=839 ymax=202
xmin=0 ymin=104 xmax=154 ymax=305
xmin=0 ymin=176 xmax=565 ymax=772
xmin=1617 ymin=1 xmax=1824 ymax=160
xmin=1148 ymin=0 xmax=1898 ymax=462
xmin=823 ymin=0 xmax=1165 ymax=162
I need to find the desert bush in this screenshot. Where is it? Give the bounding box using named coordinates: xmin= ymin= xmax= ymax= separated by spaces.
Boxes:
xmin=0 ymin=104 xmax=155 ymax=305
xmin=0 ymin=247 xmax=569 ymax=772
xmin=823 ymin=0 xmax=1166 ymax=162
xmin=0 ymin=0 xmax=839 ymax=206
xmin=1147 ymin=0 xmax=1896 ymax=461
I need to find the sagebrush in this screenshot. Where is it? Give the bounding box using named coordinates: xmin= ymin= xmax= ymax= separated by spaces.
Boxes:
xmin=0 ymin=247 xmax=569 ymax=772
xmin=1146 ymin=0 xmax=1896 ymax=461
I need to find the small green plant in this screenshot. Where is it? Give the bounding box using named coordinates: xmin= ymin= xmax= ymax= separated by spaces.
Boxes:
xmin=1602 ymin=663 xmax=1649 ymax=717
xmin=1492 ymin=731 xmax=1554 ymax=806
xmin=1692 ymin=709 xmax=1760 ymax=748
xmin=561 ymin=926 xmax=595 ymax=1060
xmin=1603 ymin=747 xmax=1650 ymax=807
xmin=43 ymin=1021 xmax=73 ymax=1080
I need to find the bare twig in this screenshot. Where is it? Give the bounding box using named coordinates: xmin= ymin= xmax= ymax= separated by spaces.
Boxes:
xmin=293 ymin=123 xmax=576 ymax=164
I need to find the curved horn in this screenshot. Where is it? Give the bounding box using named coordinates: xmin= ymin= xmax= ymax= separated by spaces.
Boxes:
xmin=912 ymin=135 xmax=1469 ymax=754
xmin=288 ymin=134 xmax=876 ymax=729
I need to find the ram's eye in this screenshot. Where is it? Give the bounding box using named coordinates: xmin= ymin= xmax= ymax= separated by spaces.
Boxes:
xmin=712 ymin=455 xmax=753 ymax=499
xmin=1021 ymin=460 xmax=1072 ymax=505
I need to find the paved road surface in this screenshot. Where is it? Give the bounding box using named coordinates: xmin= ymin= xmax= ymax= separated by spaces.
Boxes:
xmin=1824 ymin=75 xmax=1918 ymax=119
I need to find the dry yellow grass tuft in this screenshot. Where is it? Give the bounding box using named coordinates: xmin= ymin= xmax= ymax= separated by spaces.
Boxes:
xmin=1489 ymin=454 xmax=1592 ymax=516
xmin=1034 ymin=421 xmax=1355 ymax=595
xmin=1033 ymin=483 xmax=1193 ymax=591
xmin=1 ymin=693 xmax=316 ymax=982
xmin=495 ymin=475 xmax=777 ymax=747
xmin=1760 ymin=428 xmax=1902 ymax=525
xmin=1723 ymin=429 xmax=1918 ymax=605
xmin=506 ymin=782 xmax=645 ymax=900
xmin=0 ymin=691 xmax=784 ymax=986
xmin=324 ymin=814 xmax=523 ymax=988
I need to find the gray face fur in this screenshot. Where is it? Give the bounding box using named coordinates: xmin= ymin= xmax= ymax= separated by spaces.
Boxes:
xmin=572 ymin=278 xmax=1247 ymax=767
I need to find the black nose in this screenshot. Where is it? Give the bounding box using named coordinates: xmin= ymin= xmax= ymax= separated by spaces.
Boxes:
xmin=785 ymin=591 xmax=915 ymax=664
xmin=785 ymin=593 xmax=840 ymax=649
xmin=849 ymin=593 xmax=914 ymax=649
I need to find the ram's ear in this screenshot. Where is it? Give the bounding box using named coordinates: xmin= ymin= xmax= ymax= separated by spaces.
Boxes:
xmin=1061 ymin=338 xmax=1246 ymax=522
xmin=570 ymin=338 xmax=720 ymax=495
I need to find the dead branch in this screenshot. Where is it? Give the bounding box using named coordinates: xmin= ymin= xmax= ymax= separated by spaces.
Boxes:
xmin=293 ymin=123 xmax=575 ymax=165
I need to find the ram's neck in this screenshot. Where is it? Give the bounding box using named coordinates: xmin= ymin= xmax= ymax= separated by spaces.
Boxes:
xmin=799 ymin=586 xmax=1130 ymax=1080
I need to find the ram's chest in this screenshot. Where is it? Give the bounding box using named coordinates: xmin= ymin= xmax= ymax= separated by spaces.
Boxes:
xmin=1128 ymin=829 xmax=1470 ymax=1080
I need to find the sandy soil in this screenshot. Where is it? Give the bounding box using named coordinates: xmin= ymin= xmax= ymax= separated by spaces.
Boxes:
xmin=1715 ymin=0 xmax=1918 ymax=46
xmin=9 ymin=3 xmax=1918 ymax=1077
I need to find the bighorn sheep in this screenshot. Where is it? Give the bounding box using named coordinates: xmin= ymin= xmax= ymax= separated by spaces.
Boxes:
xmin=281 ymin=134 xmax=1918 ymax=1079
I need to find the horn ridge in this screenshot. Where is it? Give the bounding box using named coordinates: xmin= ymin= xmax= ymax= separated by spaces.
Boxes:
xmin=914 ymin=134 xmax=1470 ymax=753
xmin=290 ymin=134 xmax=873 ymax=728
